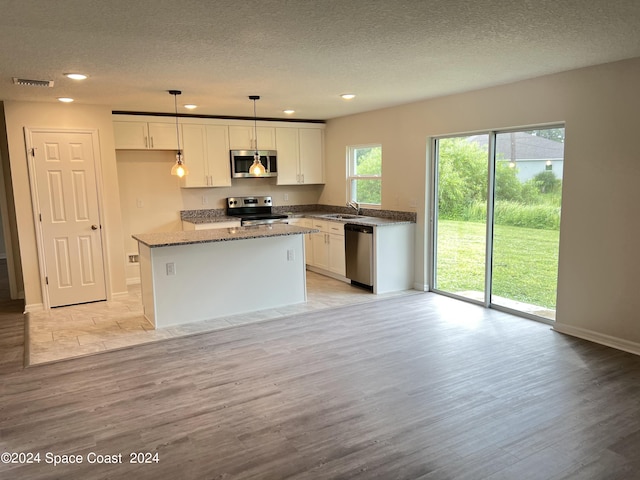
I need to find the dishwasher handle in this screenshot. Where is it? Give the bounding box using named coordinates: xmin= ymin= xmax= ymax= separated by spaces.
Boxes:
xmin=344 ymin=223 xmax=373 ymax=234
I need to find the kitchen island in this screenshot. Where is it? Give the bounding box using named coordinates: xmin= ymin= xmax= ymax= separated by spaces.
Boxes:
xmin=133 ymin=224 xmax=318 ymax=328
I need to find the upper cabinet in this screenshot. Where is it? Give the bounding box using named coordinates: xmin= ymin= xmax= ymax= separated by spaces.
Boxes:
xmin=181 ymin=124 xmax=231 ymax=188
xmin=276 ymin=127 xmax=324 ymax=185
xmin=113 ymin=115 xmax=324 ymax=188
xmin=228 ymin=126 xmax=276 ymax=150
xmin=113 ymin=121 xmax=181 ymax=150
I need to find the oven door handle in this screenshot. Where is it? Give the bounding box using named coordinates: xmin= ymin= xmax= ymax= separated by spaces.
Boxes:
xmin=242 ymin=219 xmax=289 ymax=227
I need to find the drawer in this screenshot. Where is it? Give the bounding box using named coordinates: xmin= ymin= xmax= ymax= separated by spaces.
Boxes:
xmin=327 ymin=221 xmax=345 ymax=235
xmin=311 ymin=219 xmax=328 ymax=231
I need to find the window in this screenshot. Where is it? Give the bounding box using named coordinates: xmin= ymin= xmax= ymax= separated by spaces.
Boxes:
xmin=347 ymin=145 xmax=382 ymax=206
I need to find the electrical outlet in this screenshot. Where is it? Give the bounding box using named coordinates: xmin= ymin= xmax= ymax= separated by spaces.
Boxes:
xmin=284 ymin=193 xmax=289 ymax=202
xmin=136 ymin=198 xmax=144 ymax=208
xmin=287 ymin=249 xmax=295 ymax=261
xmin=202 ymin=195 xmax=208 ymax=205
xmin=166 ymin=262 xmax=176 ymax=276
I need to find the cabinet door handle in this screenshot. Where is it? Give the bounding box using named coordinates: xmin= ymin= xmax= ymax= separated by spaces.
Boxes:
xmin=150 ymin=137 xmax=154 ymax=148
xmin=301 ymin=174 xmax=305 ymax=183
xmin=144 ymin=136 xmax=148 ymax=148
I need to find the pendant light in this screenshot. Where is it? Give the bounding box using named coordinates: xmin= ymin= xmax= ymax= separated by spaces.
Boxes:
xmin=169 ymin=90 xmax=189 ymax=178
xmin=248 ymin=95 xmax=266 ymax=176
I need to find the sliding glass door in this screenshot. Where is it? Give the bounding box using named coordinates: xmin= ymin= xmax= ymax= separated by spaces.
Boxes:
xmin=432 ymin=127 xmax=564 ymax=321
xmin=433 ymin=135 xmax=489 ymax=303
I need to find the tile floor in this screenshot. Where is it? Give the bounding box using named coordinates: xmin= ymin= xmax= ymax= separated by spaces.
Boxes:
xmin=27 ymin=271 xmax=420 ymax=365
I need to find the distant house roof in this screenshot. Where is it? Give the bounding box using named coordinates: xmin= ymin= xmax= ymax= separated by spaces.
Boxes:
xmin=467 ymin=132 xmax=564 ymax=161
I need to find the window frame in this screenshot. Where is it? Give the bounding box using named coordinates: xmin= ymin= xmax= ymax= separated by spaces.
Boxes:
xmin=346 ymin=144 xmax=382 ymax=209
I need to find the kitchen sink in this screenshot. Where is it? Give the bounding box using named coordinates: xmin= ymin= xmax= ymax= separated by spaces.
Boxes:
xmin=322 ymin=214 xmax=360 ymax=219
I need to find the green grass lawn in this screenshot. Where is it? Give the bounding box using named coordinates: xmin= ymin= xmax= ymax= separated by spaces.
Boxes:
xmin=436 ymin=219 xmax=559 ymax=309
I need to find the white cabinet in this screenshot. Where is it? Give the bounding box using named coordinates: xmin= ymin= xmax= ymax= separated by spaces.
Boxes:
xmin=310 ymin=229 xmax=329 ymax=270
xmin=275 ymin=128 xmax=299 ymax=184
xmin=180 ymin=124 xmax=231 ymax=188
xmin=328 ymin=234 xmax=346 ymax=276
xmin=299 ymin=128 xmax=324 ymax=184
xmin=288 ymin=217 xmax=313 ymax=264
xmin=228 ymin=125 xmax=276 ymax=150
xmin=114 ymin=121 xmax=180 ymax=150
xmin=308 ymin=219 xmax=345 ymax=276
xmin=276 ymin=127 xmax=324 ymax=185
xmin=327 ymin=221 xmax=345 ymax=276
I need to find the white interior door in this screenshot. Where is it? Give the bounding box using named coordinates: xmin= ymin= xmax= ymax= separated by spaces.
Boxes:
xmin=29 ymin=130 xmax=106 ymax=307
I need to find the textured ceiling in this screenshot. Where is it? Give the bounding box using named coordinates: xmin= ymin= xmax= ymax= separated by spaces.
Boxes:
xmin=1 ymin=0 xmax=639 ymax=120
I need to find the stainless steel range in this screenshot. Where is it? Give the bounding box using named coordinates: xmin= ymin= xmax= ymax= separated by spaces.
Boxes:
xmin=226 ymin=196 xmax=289 ymax=226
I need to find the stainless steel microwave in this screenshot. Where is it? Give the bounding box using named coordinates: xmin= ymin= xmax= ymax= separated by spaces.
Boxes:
xmin=230 ymin=150 xmax=278 ymax=178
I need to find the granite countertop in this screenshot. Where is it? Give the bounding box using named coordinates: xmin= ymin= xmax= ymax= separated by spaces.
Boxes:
xmin=294 ymin=211 xmax=415 ymax=227
xmin=181 ymin=206 xmax=417 ymax=227
xmin=133 ymin=224 xmax=319 ymax=248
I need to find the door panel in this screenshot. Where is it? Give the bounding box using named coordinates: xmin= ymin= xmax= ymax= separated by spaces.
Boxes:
xmin=31 ymin=131 xmax=106 ymax=307
xmin=433 ymin=135 xmax=489 ymax=303
xmin=490 ymin=129 xmax=564 ymax=320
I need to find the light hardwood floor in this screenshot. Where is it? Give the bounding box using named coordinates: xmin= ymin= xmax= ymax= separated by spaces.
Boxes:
xmin=2 ymin=290 xmax=640 ymax=479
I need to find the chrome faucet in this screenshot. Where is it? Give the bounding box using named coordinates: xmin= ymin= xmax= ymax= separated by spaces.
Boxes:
xmin=347 ymin=200 xmax=361 ymax=215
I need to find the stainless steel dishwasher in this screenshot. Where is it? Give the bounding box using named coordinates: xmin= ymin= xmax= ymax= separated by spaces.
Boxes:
xmin=344 ymin=223 xmax=374 ymax=290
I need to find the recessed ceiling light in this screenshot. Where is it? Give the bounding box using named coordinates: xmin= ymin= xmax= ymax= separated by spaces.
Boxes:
xmin=64 ymin=73 xmax=87 ymax=80
xmin=340 ymin=93 xmax=356 ymax=100
xmin=184 ymin=104 xmax=197 ymax=110
xmin=283 ymin=109 xmax=295 ymax=115
xmin=57 ymin=97 xmax=74 ymax=103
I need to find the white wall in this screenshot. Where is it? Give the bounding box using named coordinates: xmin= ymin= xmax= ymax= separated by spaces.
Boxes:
xmin=322 ymin=57 xmax=640 ymax=351
xmin=3 ymin=101 xmax=127 ymax=310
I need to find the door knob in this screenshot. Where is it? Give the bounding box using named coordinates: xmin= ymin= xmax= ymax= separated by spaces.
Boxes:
xmin=91 ymin=225 xmax=98 ymax=230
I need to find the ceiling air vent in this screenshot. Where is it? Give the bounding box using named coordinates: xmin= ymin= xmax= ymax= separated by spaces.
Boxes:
xmin=12 ymin=77 xmax=54 ymax=87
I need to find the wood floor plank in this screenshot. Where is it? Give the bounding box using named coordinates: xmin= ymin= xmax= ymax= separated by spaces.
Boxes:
xmin=2 ymin=292 xmax=640 ymax=479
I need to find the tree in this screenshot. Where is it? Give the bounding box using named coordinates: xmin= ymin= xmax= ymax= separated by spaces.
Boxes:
xmin=531 ymin=170 xmax=562 ymax=194
xmin=352 ymin=147 xmax=382 ymax=204
xmin=437 ymin=138 xmax=488 ymax=217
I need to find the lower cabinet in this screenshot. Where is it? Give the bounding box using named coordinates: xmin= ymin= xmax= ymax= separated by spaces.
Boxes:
xmin=308 ymin=219 xmax=345 ymax=276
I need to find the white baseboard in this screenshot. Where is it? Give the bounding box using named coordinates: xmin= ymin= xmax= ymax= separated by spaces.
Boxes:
xmin=414 ymin=282 xmax=429 ymax=292
xmin=553 ymin=323 xmax=640 ymax=357
xmin=306 ymin=266 xmax=350 ymax=284
xmin=24 ymin=303 xmax=44 ymax=313
xmin=126 ymin=277 xmax=141 ymax=286
xmin=110 ymin=290 xmax=131 ymax=300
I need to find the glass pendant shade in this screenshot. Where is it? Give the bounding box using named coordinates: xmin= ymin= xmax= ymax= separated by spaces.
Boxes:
xmin=169 ymin=89 xmax=188 ymax=177
xmin=171 ymin=151 xmax=189 ymax=178
xmin=249 ymin=153 xmax=266 ymax=176
xmin=247 ymin=95 xmax=264 ymax=176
